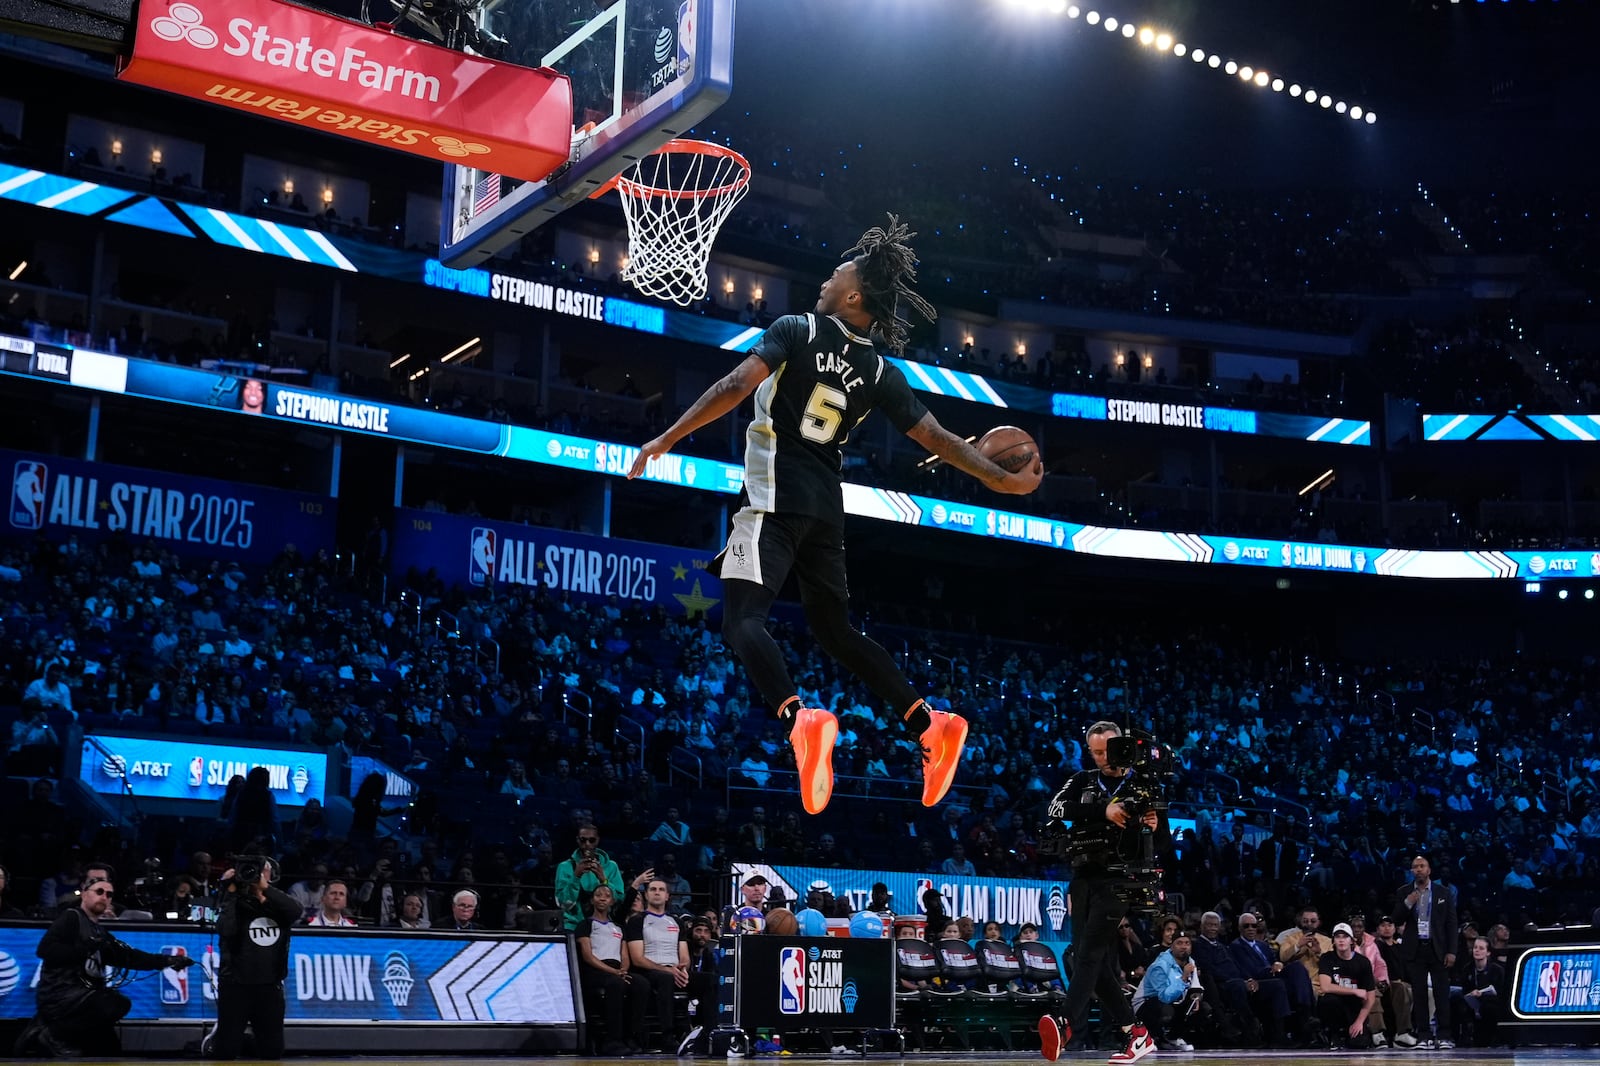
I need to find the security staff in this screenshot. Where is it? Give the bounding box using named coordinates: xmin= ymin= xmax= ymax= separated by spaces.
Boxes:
xmin=212 ymin=857 xmax=302 ymax=1060
xmin=18 ymin=874 xmax=194 ymax=1057
xmin=1037 ymin=722 xmax=1164 ymax=1064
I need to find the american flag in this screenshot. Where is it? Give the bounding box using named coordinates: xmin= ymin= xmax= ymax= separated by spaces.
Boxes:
xmin=473 ymin=173 xmax=501 ymax=215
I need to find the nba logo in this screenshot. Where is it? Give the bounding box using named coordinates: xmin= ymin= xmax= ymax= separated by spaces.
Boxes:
xmin=1535 ymin=960 xmax=1561 ymax=1009
xmin=9 ymin=461 xmax=47 ymax=530
xmin=188 ymin=756 xmax=205 ymax=788
xmin=676 ymin=0 xmax=695 ymax=75
xmin=914 ymin=878 xmax=934 ymax=914
xmin=469 ymin=528 xmax=497 ymax=587
xmin=593 ymin=442 xmax=609 ymax=472
xmin=160 ymin=947 xmax=189 ymax=1004
xmin=778 ymin=947 xmax=805 ymax=1015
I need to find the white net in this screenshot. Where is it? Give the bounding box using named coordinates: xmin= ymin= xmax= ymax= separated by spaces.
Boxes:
xmin=613 ymin=141 xmax=751 ymax=306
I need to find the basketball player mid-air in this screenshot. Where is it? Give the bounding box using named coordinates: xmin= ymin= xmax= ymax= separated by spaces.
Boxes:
xmin=628 ymin=217 xmax=1043 ymax=815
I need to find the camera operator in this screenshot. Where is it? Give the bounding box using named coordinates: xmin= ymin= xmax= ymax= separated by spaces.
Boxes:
xmin=212 ymin=857 xmax=301 ymax=1060
xmin=17 ymin=874 xmax=195 ymax=1057
xmin=1037 ymin=722 xmax=1167 ymax=1065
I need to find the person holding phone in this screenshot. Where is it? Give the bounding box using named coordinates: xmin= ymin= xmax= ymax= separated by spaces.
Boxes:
xmin=555 ymin=824 xmax=624 ymax=931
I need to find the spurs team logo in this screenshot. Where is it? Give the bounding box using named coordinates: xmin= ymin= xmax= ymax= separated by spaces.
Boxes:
xmin=469 ymin=527 xmax=497 ymax=587
xmin=149 ymin=2 xmax=219 ymax=48
xmin=10 ymin=460 xmax=47 ymax=530
xmin=729 ymin=543 xmax=747 ymax=569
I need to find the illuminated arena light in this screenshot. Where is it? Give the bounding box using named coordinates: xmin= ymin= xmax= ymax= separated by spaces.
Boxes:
xmin=1002 ymin=2 xmax=1378 ymax=124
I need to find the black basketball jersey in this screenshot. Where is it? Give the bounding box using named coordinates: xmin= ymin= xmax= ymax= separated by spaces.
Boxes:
xmin=744 ymin=313 xmax=928 ymax=524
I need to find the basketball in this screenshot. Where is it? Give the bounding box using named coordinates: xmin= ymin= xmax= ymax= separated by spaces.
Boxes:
xmin=849 ymin=911 xmax=886 ymax=939
xmin=977 ymin=425 xmax=1039 ymax=474
xmin=764 ymin=908 xmax=798 ymax=935
xmin=794 ymin=907 xmax=829 ymax=936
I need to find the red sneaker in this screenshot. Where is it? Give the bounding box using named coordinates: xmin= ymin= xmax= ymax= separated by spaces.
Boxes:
xmin=1107 ymin=1024 xmax=1155 ymax=1064
xmin=1039 ymin=1015 xmax=1070 ymax=1062
xmin=918 ymin=710 xmax=968 ymax=807
xmin=790 ymin=706 xmax=838 ymax=815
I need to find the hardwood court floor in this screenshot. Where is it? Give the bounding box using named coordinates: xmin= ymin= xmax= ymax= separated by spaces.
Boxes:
xmin=45 ymin=1049 xmax=1597 ymax=1065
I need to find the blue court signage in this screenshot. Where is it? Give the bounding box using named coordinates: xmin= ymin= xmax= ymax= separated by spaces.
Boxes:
xmin=0 ymin=925 xmax=574 ymax=1024
xmin=390 ymin=508 xmax=723 ymax=616
xmin=2 ymin=448 xmax=334 ymax=563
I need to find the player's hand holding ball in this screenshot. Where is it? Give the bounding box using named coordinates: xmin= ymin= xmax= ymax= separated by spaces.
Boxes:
xmin=978 ymin=425 xmax=1043 ymax=494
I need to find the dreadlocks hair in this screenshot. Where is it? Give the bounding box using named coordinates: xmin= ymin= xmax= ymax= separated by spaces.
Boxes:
xmin=842 ymin=214 xmax=937 ymax=355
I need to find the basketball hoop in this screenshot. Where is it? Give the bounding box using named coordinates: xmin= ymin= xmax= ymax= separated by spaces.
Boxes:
xmin=595 ymin=139 xmax=751 ymax=307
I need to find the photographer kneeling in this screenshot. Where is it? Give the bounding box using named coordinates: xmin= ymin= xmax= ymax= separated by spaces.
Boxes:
xmin=1038 ymin=721 xmax=1170 ymax=1065
xmin=17 ymin=874 xmax=194 ymax=1058
xmin=211 ymin=856 xmax=302 ymax=1060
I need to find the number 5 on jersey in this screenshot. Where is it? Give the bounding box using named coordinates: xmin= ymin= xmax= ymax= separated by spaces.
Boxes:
xmin=801 ymin=383 xmax=849 ymax=444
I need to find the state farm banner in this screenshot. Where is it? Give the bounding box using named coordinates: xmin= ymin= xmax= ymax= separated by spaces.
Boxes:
xmin=119 ymin=0 xmax=572 ymax=181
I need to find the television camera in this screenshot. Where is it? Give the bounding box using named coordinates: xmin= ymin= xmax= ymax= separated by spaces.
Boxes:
xmin=1039 ymin=728 xmax=1176 ymax=915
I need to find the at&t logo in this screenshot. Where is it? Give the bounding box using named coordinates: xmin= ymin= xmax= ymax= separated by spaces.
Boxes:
xmin=1223 ymin=541 xmax=1241 ymax=561
xmin=150 ymin=2 xmax=219 ymax=49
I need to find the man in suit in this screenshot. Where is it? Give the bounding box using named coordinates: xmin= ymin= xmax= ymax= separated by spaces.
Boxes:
xmin=1390 ymin=854 xmax=1457 ymax=1049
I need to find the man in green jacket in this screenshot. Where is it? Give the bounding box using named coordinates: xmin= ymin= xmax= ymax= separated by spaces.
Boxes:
xmin=556 ymin=824 xmax=625 ymax=930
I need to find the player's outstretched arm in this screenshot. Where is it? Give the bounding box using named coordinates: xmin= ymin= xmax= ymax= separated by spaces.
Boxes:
xmin=904 ymin=412 xmax=1042 ymax=495
xmin=627 ymin=354 xmax=771 ymax=479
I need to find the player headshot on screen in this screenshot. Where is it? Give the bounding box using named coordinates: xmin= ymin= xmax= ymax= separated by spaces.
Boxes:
xmin=241 ymin=378 xmax=266 ymax=415
xmin=627 ymin=216 xmax=1043 ymax=816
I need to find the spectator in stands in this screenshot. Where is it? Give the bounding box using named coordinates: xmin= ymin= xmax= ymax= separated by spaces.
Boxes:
xmin=649 ymin=807 xmax=693 ymax=847
xmin=939 ymin=843 xmax=976 ymax=876
xmin=655 ymin=854 xmax=691 ymax=913
xmin=288 ymin=857 xmax=328 ymax=915
xmin=191 ymin=595 xmax=223 ymax=632
xmin=0 ymin=865 xmax=23 ymax=918
xmin=1349 ymin=914 xmax=1416 ymax=1046
xmin=8 ymin=698 xmax=61 ymax=774
xmin=556 ymin=824 xmax=624 ymax=930
xmin=1450 ymin=936 xmax=1503 ymax=1046
xmin=1279 ymin=906 xmax=1333 ymax=991
xmin=397 ymin=892 xmax=430 ymax=930
xmin=575 ymin=884 xmax=640 ymax=1054
xmin=1133 ymin=929 xmax=1200 ymax=1051
xmin=625 ymin=879 xmax=690 ymax=1053
xmin=228 ymin=765 xmax=279 ymax=854
xmin=355 ymin=857 xmax=398 ymax=926
xmin=304 ymin=879 xmax=358 ymax=927
xmin=1192 ymin=910 xmax=1261 ymax=1045
xmin=739 ymin=874 xmax=769 ymax=910
xmin=1318 ymin=923 xmax=1379 ymax=1049
xmin=683 ymin=916 xmax=720 ymax=1039
xmin=500 ymin=761 xmax=536 ymax=801
xmin=446 ymin=889 xmax=482 ymax=931
xmin=1230 ymin=911 xmax=1302 ymax=1046
xmin=737 ymin=806 xmax=769 ymax=852
xmin=1390 ymin=854 xmax=1457 ymax=1049
xmin=23 ymin=663 xmax=72 ymax=716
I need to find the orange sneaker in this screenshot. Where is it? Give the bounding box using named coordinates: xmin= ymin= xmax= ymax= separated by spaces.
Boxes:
xmin=918 ymin=710 xmax=968 ymax=807
xmin=790 ymin=706 xmax=838 ymax=815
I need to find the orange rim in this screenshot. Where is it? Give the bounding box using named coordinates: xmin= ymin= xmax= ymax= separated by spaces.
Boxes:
xmin=589 ymin=139 xmax=751 ymax=201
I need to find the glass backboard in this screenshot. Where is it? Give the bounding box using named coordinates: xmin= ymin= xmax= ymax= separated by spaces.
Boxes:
xmin=438 ymin=0 xmax=734 ymax=268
